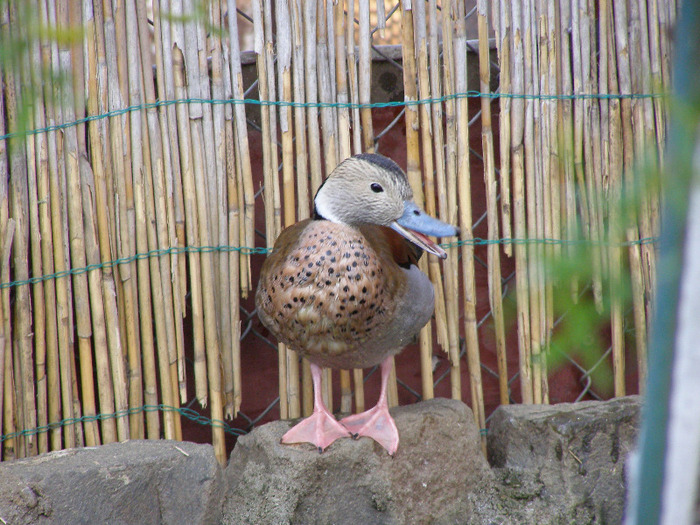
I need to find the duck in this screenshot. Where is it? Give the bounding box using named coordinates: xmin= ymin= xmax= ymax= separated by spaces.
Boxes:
xmin=255 ymin=153 xmax=458 ymax=455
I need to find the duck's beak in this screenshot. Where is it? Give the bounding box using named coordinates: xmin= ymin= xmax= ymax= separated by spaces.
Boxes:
xmin=390 ymin=201 xmax=459 ymax=260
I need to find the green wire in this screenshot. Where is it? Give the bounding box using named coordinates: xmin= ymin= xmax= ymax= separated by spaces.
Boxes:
xmin=0 ymin=238 xmax=658 ymax=290
xmin=0 ymin=92 xmax=665 ymax=142
xmin=0 ymin=405 xmax=247 ymax=443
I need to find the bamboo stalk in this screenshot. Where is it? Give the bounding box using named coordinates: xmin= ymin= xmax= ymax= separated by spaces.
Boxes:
xmin=647 ymin=0 xmax=666 ymax=162
xmin=125 ymin=0 xmax=178 ymax=441
xmin=507 ymin=0 xmax=533 ymax=404
xmin=277 ymin=0 xmax=296 ymax=224
xmin=275 ymin=0 xmax=301 ymax=420
xmin=228 ymin=0 xmax=256 ymax=299
xmin=291 ymin=0 xmax=316 ymax=415
xmin=335 ymin=0 xmax=352 ymax=162
xmin=612 ymin=0 xmax=648 ymax=394
xmin=153 ymin=0 xmax=188 ymax=407
xmin=136 ymin=0 xmax=184 ymax=433
xmin=543 ymin=0 xmax=559 ymax=404
xmin=172 ymin=45 xmax=210 ymax=417
xmin=303 ymin=0 xmax=322 ymax=416
xmin=141 ymin=0 xmax=183 ymax=441
xmin=28 ymin=126 xmax=48 ymax=458
xmin=100 ymin=3 xmax=146 ymax=439
xmin=222 ymin=41 xmax=243 ymax=418
xmin=477 ymin=0 xmax=508 ymax=406
xmin=602 ymin=0 xmax=626 ymax=399
xmin=262 ymin=0 xmax=288 ymax=420
xmin=452 ymin=0 xmax=485 ymax=451
xmin=522 ymin=0 xmax=545 ymax=405
xmin=630 ymin=0 xmax=658 ymax=372
xmin=176 ymin=2 xmax=225 ymax=458
xmin=264 ymin=0 xmax=282 ymax=239
xmin=537 ymin=0 xmax=552 ymax=404
xmin=440 ymin=0 xmax=461 ymax=400
xmin=78 ymin=152 xmax=125 ymax=442
xmin=399 ymin=1 xmax=421 ymax=199
xmin=68 ymin=349 xmax=85 ymax=448
xmin=179 ymin=0 xmax=226 ymax=448
xmin=0 ymin=18 xmax=11 ymax=459
xmin=632 ymin=0 xmax=660 ymax=236
xmin=55 ymin=0 xmax=105 ymax=447
xmin=557 ymin=0 xmax=577 ymax=307
xmin=346 ymin=0 xmax=362 ymax=154
xmin=254 ymin=0 xmax=275 ymax=245
xmin=291 ymin=0 xmax=310 ymax=219
xmin=25 ymin=24 xmax=50 ymax=453
xmin=40 ymin=0 xmax=77 ymax=449
xmin=317 ymin=0 xmax=338 ymax=174
xmin=375 ymin=0 xmax=386 ymax=37
xmin=580 ymin=0 xmax=605 ymax=316
xmin=333 ymin=0 xmax=354 ymax=414
xmin=208 ymin=0 xmax=233 ymax=420
xmin=570 ymin=0 xmax=591 ymax=308
xmin=493 ymin=0 xmax=513 ymax=258
xmin=85 ymin=0 xmax=131 ymax=442
xmin=0 ymin=220 xmax=14 ymax=459
xmin=189 ymin=105 xmax=226 ymax=462
xmin=358 ymin=0 xmax=373 ymax=152
xmin=627 ymin=0 xmax=657 ymax=328
xmin=544 ymin=4 xmax=559 ymax=264
xmin=400 ymin=0 xmax=433 ymax=404
xmin=157 ymin=0 xmax=188 ymax=318
xmin=412 ymin=0 xmax=439 ymax=401
xmin=304 ymin=0 xmax=324 ymax=197
xmin=1 ymin=220 xmax=16 ymax=460
xmin=5 ymin=2 xmax=37 ymax=459
xmin=114 ymin=0 xmax=155 ymax=439
xmin=415 ymin=0 xmax=447 ymax=352
xmin=256 ymin=0 xmax=283 ymax=416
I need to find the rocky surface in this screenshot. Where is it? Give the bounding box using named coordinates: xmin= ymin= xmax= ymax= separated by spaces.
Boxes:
xmin=221 ymin=397 xmax=492 ymax=525
xmin=0 ymin=396 xmax=644 ymax=524
xmin=485 ymin=396 xmax=642 ymax=524
xmin=0 ymin=440 xmax=223 ymax=525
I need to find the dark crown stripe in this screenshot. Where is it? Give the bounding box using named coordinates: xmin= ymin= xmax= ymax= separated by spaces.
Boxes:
xmin=355 ymin=153 xmax=407 ymax=181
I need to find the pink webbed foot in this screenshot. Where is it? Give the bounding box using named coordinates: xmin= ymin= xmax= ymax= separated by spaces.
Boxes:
xmin=340 ymin=356 xmax=400 ymax=455
xmin=340 ymin=403 xmax=399 ymax=455
xmin=282 ymin=410 xmax=352 ymax=452
xmin=280 ymin=363 xmax=352 ymax=452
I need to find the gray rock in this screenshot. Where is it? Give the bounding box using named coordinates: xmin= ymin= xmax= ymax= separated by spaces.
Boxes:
xmin=0 ymin=398 xmax=644 ymax=525
xmin=485 ymin=396 xmax=642 ymax=525
xmin=0 ymin=439 xmax=224 ymax=525
xmin=222 ymin=398 xmax=493 ymax=525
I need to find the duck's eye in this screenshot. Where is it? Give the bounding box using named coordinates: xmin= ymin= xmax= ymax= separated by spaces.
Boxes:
xmin=370 ymin=183 xmax=384 ymax=193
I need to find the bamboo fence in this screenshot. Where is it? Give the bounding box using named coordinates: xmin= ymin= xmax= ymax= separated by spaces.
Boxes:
xmin=0 ymin=0 xmax=672 ymax=464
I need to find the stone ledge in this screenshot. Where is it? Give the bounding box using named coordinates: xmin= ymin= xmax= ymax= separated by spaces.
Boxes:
xmin=0 ymin=440 xmax=223 ymax=525
xmin=222 ymin=397 xmax=492 ymax=525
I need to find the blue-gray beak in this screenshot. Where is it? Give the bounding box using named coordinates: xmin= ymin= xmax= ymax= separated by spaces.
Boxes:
xmin=390 ymin=201 xmax=459 ymax=259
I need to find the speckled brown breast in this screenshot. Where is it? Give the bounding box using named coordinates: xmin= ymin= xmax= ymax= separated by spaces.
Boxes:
xmin=256 ymin=219 xmax=415 ymax=369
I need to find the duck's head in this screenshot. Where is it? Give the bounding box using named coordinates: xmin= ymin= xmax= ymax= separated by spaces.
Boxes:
xmin=313 ymin=153 xmax=459 ymax=259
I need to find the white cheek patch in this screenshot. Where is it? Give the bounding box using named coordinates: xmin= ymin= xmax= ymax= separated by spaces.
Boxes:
xmin=314 ymin=193 xmax=345 ymax=224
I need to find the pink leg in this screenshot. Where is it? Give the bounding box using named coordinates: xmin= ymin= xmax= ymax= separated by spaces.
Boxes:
xmin=281 ymin=363 xmax=351 ymax=452
xmin=340 ymin=357 xmax=399 ymax=455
